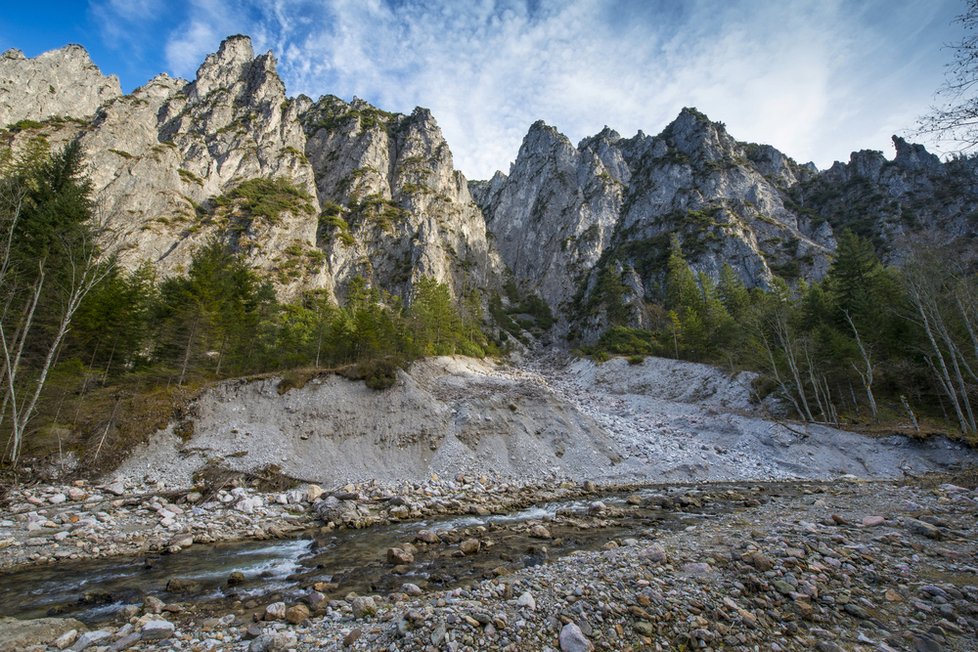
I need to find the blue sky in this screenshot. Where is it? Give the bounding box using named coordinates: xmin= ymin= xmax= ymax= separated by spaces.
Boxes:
xmin=0 ymin=1 xmax=966 ymax=179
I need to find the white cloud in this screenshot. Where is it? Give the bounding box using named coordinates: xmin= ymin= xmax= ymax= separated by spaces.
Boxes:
xmin=98 ymin=0 xmax=966 ymax=177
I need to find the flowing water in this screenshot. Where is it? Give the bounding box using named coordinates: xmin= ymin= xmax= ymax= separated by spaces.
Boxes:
xmin=0 ymin=484 xmax=782 ymax=623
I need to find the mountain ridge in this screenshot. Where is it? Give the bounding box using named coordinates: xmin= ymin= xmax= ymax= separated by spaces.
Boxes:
xmin=2 ymin=36 xmax=975 ymax=339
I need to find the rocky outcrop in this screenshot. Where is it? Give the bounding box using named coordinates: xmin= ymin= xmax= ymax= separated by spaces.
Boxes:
xmin=78 ymin=35 xmax=317 ymax=290
xmin=791 ymin=135 xmax=978 ymax=264
xmin=300 ymin=96 xmax=501 ymax=301
xmin=2 ymin=37 xmax=500 ymax=303
xmin=471 ymin=122 xmax=622 ymax=321
xmin=476 ymin=108 xmax=836 ymax=334
xmin=0 ymin=45 xmax=121 ymax=126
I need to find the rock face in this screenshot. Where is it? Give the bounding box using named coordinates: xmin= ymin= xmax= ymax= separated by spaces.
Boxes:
xmin=299 ymin=96 xmax=501 ymax=301
xmin=2 ymin=36 xmax=500 ymax=303
xmin=0 ymin=45 xmax=121 ymax=125
xmin=474 ymin=108 xmax=836 ymax=335
xmin=474 ymin=109 xmax=978 ymax=338
xmin=2 ymin=37 xmax=976 ymax=333
xmin=79 ymin=36 xmax=316 ymax=289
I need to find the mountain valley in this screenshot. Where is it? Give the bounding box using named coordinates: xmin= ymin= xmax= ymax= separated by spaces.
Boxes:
xmin=1 ymin=34 xmax=977 ymax=652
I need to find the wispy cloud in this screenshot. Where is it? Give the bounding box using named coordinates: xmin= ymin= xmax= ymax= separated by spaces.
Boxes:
xmin=89 ymin=0 xmax=166 ymax=52
xmin=91 ymin=0 xmax=965 ymax=178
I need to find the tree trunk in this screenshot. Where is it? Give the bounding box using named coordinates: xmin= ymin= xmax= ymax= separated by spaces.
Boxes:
xmin=911 ymin=284 xmax=970 ymax=433
xmin=178 ymin=316 xmax=199 ymax=387
xmin=844 ymin=311 xmax=878 ymax=422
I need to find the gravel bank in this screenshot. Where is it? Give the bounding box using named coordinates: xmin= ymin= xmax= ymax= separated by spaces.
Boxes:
xmin=3 ymin=476 xmax=975 ymax=651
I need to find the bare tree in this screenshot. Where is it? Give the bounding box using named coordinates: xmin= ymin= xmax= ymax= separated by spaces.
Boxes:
xmin=0 ymin=144 xmax=117 ymax=464
xmin=904 ymin=255 xmax=977 ymax=434
xmin=915 ymin=1 xmax=978 ymax=151
xmin=0 ymin=217 xmax=113 ymax=463
xmin=845 ymin=310 xmax=879 ymax=422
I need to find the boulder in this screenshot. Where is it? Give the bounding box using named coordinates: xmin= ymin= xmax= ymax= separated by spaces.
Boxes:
xmin=386 ymin=547 xmax=414 ymax=565
xmin=350 ymin=596 xmax=376 ymax=618
xmin=285 ymin=604 xmax=310 ymax=625
xmin=263 ymin=602 xmax=286 ymax=621
xmin=459 ymin=538 xmax=480 ymax=555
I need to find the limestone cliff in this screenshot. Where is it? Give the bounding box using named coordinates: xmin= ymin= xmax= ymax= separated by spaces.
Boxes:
xmin=2 ymin=37 xmax=976 ymax=342
xmin=0 ymin=45 xmax=121 ymax=125
xmin=0 ymin=37 xmax=500 ymax=303
xmin=475 ymin=108 xmax=836 ymax=335
xmin=299 ymin=96 xmax=500 ymax=301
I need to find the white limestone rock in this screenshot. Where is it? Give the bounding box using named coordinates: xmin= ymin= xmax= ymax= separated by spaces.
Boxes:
xmin=0 ymin=45 xmax=121 ymax=126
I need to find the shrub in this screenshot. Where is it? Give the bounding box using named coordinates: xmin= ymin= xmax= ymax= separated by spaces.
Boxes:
xmin=215 ymin=177 xmax=314 ymax=224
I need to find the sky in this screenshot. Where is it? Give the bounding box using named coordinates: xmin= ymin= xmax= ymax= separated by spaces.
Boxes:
xmin=0 ymin=0 xmax=967 ymax=179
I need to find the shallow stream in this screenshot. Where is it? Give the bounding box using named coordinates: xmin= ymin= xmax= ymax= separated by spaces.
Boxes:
xmin=0 ymin=484 xmax=785 ymax=623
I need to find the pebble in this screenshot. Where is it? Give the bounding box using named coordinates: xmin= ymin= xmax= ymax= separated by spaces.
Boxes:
xmin=140 ymin=619 xmax=175 ymax=640
xmin=559 ymin=622 xmax=594 ymax=651
xmin=517 ymin=591 xmax=536 ymax=610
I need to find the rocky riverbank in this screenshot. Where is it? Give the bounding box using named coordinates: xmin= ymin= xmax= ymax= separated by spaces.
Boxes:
xmin=0 ymin=473 xmax=609 ymax=571
xmin=3 ymin=354 xmax=978 ymax=651
xmin=1 ymin=474 xmax=976 ymax=651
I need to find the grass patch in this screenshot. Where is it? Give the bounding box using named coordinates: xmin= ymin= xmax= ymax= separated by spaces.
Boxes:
xmin=215 ymin=177 xmax=315 ymax=224
xmin=337 ymin=358 xmax=402 ymax=390
xmin=178 ymin=169 xmax=204 ymax=186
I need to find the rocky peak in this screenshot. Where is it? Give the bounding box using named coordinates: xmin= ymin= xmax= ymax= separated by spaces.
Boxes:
xmin=833 ymin=149 xmax=888 ymax=182
xmin=745 ymin=143 xmax=809 ymax=187
xmin=663 ymin=106 xmax=734 ymax=162
xmin=578 ymin=126 xmax=622 ymax=150
xmin=0 ymin=43 xmax=121 ymax=125
xmin=892 ymin=135 xmax=943 ymax=173
xmin=190 ymin=35 xmax=256 ymax=99
xmin=522 ymin=120 xmax=574 ymax=154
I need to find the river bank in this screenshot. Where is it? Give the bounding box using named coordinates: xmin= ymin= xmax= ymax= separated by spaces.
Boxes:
xmin=0 ymin=472 xmax=605 ymax=571
xmin=0 ymin=474 xmax=976 ymax=651
xmin=3 ymin=354 xmax=977 ymax=650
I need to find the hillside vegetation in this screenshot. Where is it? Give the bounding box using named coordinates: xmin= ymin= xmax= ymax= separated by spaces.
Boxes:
xmin=0 ymin=144 xmax=489 ymax=468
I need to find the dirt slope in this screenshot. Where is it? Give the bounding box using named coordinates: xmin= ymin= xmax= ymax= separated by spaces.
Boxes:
xmin=110 ymin=356 xmax=976 ymax=490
